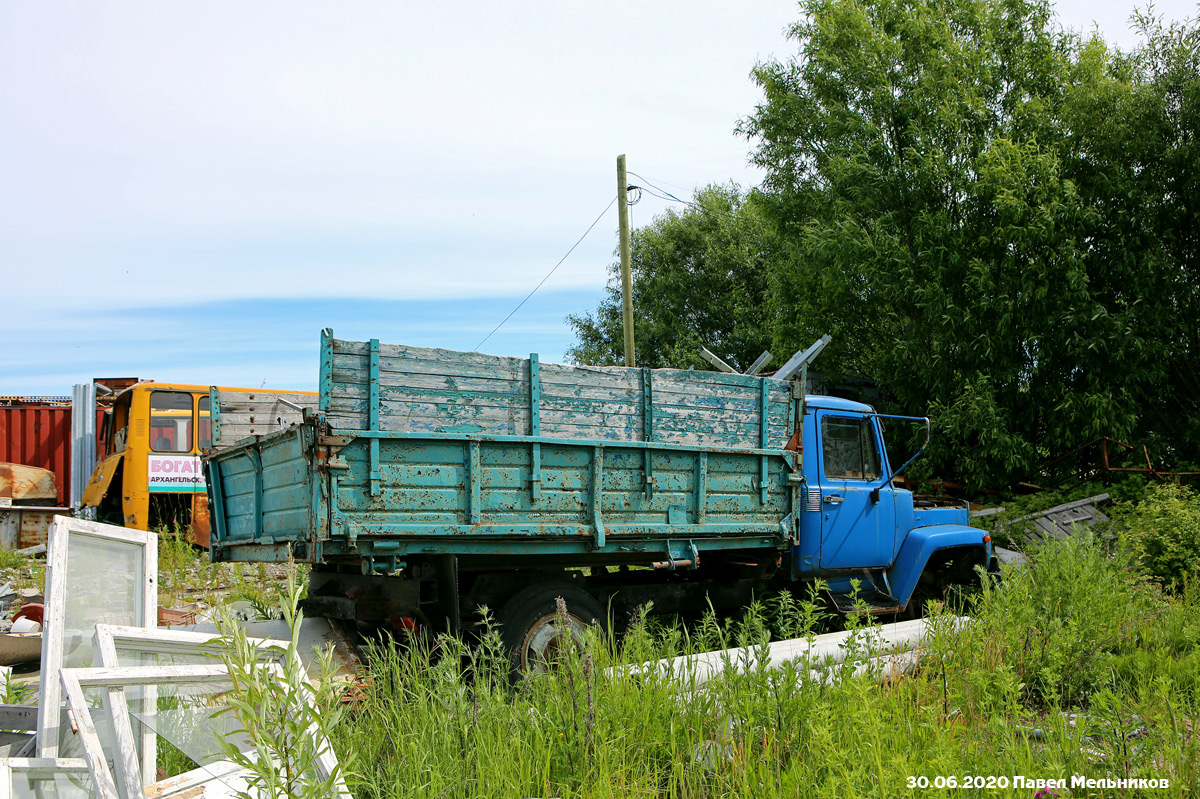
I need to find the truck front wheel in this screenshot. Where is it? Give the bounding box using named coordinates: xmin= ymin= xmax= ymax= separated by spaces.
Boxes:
xmin=496 ymin=583 xmax=604 ymax=676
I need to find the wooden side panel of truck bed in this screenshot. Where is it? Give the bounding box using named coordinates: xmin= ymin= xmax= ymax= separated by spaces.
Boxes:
xmin=204 ymin=333 xmax=799 ymax=565
xmin=322 ymin=334 xmax=793 ymax=450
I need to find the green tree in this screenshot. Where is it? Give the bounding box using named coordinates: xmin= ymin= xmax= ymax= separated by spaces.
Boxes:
xmin=566 ymin=184 xmax=776 ymax=371
xmin=1058 ymin=11 xmax=1200 ymax=465
xmin=739 ymin=0 xmax=1199 ymax=488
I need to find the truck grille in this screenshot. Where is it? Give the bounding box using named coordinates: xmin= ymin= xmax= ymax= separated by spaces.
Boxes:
xmin=805 ymin=488 xmax=821 ymax=513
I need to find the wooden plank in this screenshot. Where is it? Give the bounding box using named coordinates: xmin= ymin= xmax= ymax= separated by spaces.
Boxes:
xmin=331 ymin=363 xmax=528 ymax=395
xmin=369 ymin=340 xmax=381 ymax=497
xmin=536 ymin=381 xmax=641 ymax=401
xmin=654 ymin=367 xmax=773 ymax=391
xmin=328 ymin=394 xmax=525 ymax=416
xmin=333 ymin=391 xmax=652 ymax=427
xmin=760 ymin=380 xmax=770 ymax=504
xmin=591 ymin=446 xmax=605 ymax=548
xmin=328 ymin=406 xmax=530 ymax=435
xmin=651 ymin=389 xmax=762 ymax=412
xmin=334 ymin=340 xmax=528 ymax=378
xmin=650 ymin=404 xmax=762 ymax=429
xmin=539 ymin=395 xmax=641 ymax=418
xmin=378 ymin=341 xmax=527 ymax=375
xmin=210 ymin=412 xmax=310 ymax=443
xmin=642 ymin=368 xmax=654 ymax=498
xmin=654 ymin=382 xmax=789 ymax=406
xmin=338 ymin=390 xmax=533 ymax=417
xmin=212 ymin=394 xmax=316 ymax=415
xmin=468 ymin=442 xmax=480 ymax=524
xmin=539 ymin=362 xmax=641 ymax=391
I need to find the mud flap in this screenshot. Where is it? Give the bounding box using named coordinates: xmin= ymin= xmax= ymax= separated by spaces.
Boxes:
xmin=432 ymin=554 xmax=459 ymax=635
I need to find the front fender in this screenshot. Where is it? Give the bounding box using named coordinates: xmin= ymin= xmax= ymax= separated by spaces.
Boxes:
xmin=887 ymin=524 xmax=991 ymax=606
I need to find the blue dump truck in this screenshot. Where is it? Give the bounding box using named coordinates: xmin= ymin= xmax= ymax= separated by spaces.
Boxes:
xmin=204 ymin=331 xmax=993 ymax=668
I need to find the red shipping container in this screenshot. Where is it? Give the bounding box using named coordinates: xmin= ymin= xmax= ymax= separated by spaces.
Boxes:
xmin=0 ymin=400 xmax=73 ymax=506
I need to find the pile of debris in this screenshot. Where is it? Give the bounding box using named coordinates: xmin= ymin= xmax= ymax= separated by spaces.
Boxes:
xmin=0 ymin=516 xmax=355 ymax=799
xmin=972 ymin=493 xmax=1111 ymax=557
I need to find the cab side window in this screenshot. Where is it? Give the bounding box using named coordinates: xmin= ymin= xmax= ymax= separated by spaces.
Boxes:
xmin=150 ymin=391 xmax=194 ymax=453
xmin=821 ymin=416 xmax=881 ymax=481
xmin=109 ymin=398 xmax=131 ymax=455
xmin=198 ymin=396 xmax=212 ymax=449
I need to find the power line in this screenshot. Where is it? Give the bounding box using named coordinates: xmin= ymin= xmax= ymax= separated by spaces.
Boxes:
xmin=627 ymin=171 xmax=748 ymax=224
xmin=627 ymin=171 xmax=690 ymax=205
xmin=636 ymin=184 xmax=681 ymax=204
xmin=474 ymin=197 xmax=617 ymax=351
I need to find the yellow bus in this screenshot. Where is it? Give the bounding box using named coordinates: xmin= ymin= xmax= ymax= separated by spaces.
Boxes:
xmin=81 ymin=382 xmax=316 ymax=547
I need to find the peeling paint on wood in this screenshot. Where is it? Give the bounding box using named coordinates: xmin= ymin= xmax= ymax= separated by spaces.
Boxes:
xmin=206 ymin=335 xmax=800 ymax=565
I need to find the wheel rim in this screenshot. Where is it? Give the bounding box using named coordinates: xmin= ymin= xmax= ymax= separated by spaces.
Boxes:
xmin=518 ymin=611 xmax=589 ymax=673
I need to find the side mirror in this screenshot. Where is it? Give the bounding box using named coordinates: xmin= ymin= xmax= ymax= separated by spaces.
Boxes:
xmin=868 ymin=414 xmax=931 ymax=503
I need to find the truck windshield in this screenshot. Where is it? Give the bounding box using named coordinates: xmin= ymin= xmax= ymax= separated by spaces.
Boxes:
xmin=821 ymin=416 xmax=881 ymax=481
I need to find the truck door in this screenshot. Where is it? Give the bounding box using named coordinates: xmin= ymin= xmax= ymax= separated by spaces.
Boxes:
xmin=816 ymin=412 xmax=895 ymax=570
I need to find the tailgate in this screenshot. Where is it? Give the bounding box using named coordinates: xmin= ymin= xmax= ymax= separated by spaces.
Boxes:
xmin=205 ymin=422 xmax=319 ymax=562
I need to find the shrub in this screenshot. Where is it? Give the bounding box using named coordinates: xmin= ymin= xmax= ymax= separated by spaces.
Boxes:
xmin=960 ymin=531 xmax=1151 ymax=706
xmin=1120 ymin=482 xmax=1200 ymax=586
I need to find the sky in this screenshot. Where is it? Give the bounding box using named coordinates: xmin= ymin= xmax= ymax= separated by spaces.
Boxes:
xmin=3 ymin=1 xmax=1197 ymax=396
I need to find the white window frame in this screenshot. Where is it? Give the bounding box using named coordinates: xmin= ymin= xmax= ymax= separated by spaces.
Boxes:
xmin=37 ymin=516 xmax=158 ymax=759
xmin=62 ymin=664 xmax=245 ymax=799
xmin=90 ymin=624 xmax=320 ymax=790
xmin=0 ymin=758 xmax=92 ymax=799
xmin=61 ymin=660 xmax=349 ymax=799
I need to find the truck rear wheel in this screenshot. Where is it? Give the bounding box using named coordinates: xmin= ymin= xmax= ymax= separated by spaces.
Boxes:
xmin=496 ymin=583 xmax=604 ymax=676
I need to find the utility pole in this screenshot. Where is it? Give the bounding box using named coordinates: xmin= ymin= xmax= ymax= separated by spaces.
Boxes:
xmin=617 ymin=154 xmax=635 ymax=367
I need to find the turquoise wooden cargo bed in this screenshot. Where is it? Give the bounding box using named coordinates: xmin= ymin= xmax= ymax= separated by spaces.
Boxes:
xmin=205 ymin=330 xmax=801 ymax=572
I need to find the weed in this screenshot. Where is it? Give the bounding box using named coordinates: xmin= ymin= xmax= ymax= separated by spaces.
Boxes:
xmin=215 ymin=562 xmax=345 ymax=799
xmin=0 ymin=666 xmax=33 ymax=705
xmin=0 ymin=549 xmax=31 ymax=571
xmin=228 ymin=581 xmax=282 ymax=621
xmin=327 ymin=529 xmax=1200 ymax=797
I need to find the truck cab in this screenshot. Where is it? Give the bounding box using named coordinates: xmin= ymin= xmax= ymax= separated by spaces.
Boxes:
xmin=81 ymin=382 xmax=317 ymax=547
xmin=793 ymin=396 xmax=990 ymax=612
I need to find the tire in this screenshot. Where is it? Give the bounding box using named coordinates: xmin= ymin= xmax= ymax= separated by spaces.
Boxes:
xmin=496 ymin=583 xmax=604 ymax=676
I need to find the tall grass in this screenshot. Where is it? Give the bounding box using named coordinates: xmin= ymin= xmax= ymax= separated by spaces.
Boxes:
xmin=330 ymin=533 xmax=1199 ymax=797
xmin=157 ymin=525 xmax=306 ymax=616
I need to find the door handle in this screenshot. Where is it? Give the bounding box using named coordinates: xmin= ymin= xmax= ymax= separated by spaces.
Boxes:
xmin=823 ymin=495 xmax=844 ymax=505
